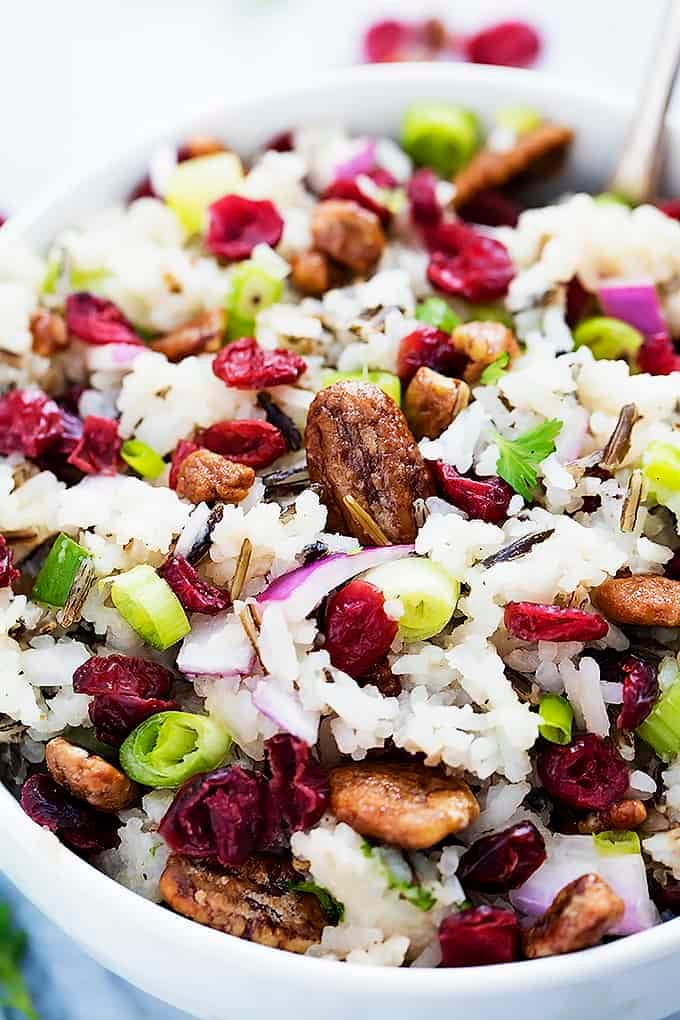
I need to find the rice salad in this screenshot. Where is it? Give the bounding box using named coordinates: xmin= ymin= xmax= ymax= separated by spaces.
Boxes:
xmin=1 ymin=103 xmax=679 ymax=970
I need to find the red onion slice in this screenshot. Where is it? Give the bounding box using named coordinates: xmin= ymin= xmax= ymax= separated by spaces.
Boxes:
xmin=597 ymin=278 xmax=667 ymax=339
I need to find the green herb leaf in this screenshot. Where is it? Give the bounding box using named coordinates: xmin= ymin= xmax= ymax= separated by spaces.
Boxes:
xmin=480 ymin=352 xmax=510 ymax=385
xmin=0 ymin=903 xmax=39 ymax=1020
xmin=287 ymin=881 xmax=344 ymax=925
xmin=493 ymin=419 xmax=563 ymax=501
xmin=361 ymin=843 xmax=436 ymax=912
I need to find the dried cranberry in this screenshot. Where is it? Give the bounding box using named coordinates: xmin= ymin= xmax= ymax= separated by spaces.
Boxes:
xmin=89 ymin=693 xmax=178 ymax=747
xmin=0 ymin=214 xmax=6 ymax=228
xmin=657 ymin=199 xmax=680 ymax=221
xmin=65 ymin=293 xmax=141 ymax=346
xmin=407 ymin=169 xmax=441 ymax=228
xmin=212 ymin=336 xmax=307 ymax=389
xmin=538 ymin=733 xmax=629 ymax=811
xmin=205 ymin=195 xmax=284 ymax=262
xmin=0 ymin=389 xmax=64 ymax=458
xmin=73 ymin=654 xmax=175 ymax=698
xmin=465 ymin=20 xmax=542 ymax=68
xmin=397 ymin=327 xmax=466 ymax=383
xmin=264 ymin=733 xmax=329 ymax=846
xmin=366 ymin=166 xmax=398 ymax=190
xmin=434 ymin=464 xmax=513 ymax=523
xmin=439 ymin=906 xmax=520 ymax=967
xmin=458 ymin=190 xmax=520 ymax=228
xmin=265 ymin=130 xmax=294 ymax=153
xmin=666 ymin=549 xmax=680 ymax=580
xmin=504 ymin=602 xmax=608 ymax=643
xmin=21 ymin=773 xmax=119 ymax=852
xmin=0 ymin=535 xmax=19 ymax=590
xmin=637 ymin=331 xmax=680 ymax=375
xmin=458 ymin=821 xmax=546 ymax=892
xmin=197 ymin=419 xmax=287 ymax=469
xmin=323 ymin=177 xmax=391 ymax=226
xmin=362 ymin=19 xmax=414 ymax=62
xmin=128 ymin=174 xmax=156 ymax=203
xmin=565 ymin=276 xmax=593 ymax=329
xmin=612 ymin=655 xmax=659 ymax=731
xmin=67 ymin=415 xmax=122 ymax=476
xmin=428 ymin=235 xmax=515 ymax=302
xmin=169 ymin=439 xmax=199 ymax=490
xmin=159 ymin=555 xmax=230 ymax=615
xmin=650 ymin=874 xmax=680 ymax=914
xmin=323 ymin=579 xmax=398 ymax=679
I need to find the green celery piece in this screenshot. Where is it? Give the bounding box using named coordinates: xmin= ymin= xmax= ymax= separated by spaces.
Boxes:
xmin=479 ymin=352 xmax=510 ymax=385
xmin=31 ymin=533 xmax=91 ymax=608
xmin=286 ymin=882 xmax=344 ymax=925
xmin=493 ymin=419 xmax=563 ymax=501
xmin=0 ymin=903 xmax=39 ymax=1020
xmin=637 ymin=673 xmax=680 ymax=761
xmin=593 ymin=830 xmax=641 ymax=856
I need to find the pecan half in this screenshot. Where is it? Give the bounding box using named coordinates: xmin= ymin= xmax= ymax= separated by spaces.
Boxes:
xmin=577 ymin=799 xmax=647 ymax=835
xmin=311 ymin=200 xmax=385 ymax=275
xmin=329 ymin=760 xmax=479 ymax=849
xmin=176 ymin=449 xmax=254 ymax=504
xmin=305 ymin=381 xmax=434 ymax=544
xmin=45 ymin=737 xmax=138 ymax=812
xmin=522 ymin=874 xmax=624 ymax=959
xmin=452 ymin=122 xmax=575 ymax=209
xmin=592 ymin=575 xmax=680 ymax=628
xmin=150 ymin=309 xmax=225 ymax=362
xmin=404 ymin=367 xmax=469 ymax=440
xmin=450 ymin=320 xmax=520 ymax=384
xmin=291 ymin=250 xmax=348 ymax=297
xmin=30 ymin=310 xmax=69 ymax=357
xmin=160 ymin=853 xmax=325 ymax=953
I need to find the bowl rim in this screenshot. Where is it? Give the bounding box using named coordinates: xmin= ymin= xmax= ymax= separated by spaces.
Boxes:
xmin=3 ymin=60 xmax=680 ymax=994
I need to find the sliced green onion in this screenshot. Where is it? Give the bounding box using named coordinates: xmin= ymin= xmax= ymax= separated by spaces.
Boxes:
xmin=494 ymin=106 xmax=543 ymax=137
xmin=538 ymin=694 xmax=574 ymax=745
xmin=226 ymin=261 xmax=284 ymax=340
xmin=593 ymin=830 xmax=641 ymax=856
xmin=480 ymin=352 xmax=510 ymax=386
xmin=165 ymin=152 xmax=244 ymax=235
xmin=41 ymin=254 xmax=62 ymax=295
xmin=69 ymin=266 xmax=110 ymax=291
xmin=286 ymin=881 xmax=344 ymax=925
xmin=637 ymin=673 xmax=680 ymax=761
xmin=31 ymin=533 xmax=92 ymax=608
xmin=321 ymin=369 xmax=401 ymax=406
xmin=361 ymin=842 xmax=435 ymax=912
xmin=593 ymin=192 xmax=633 ymax=208
xmin=110 ymin=565 xmax=190 ymax=650
xmin=363 ymin=557 xmax=459 ymax=643
xmin=415 ymin=296 xmax=460 ymax=333
xmin=401 ymin=103 xmax=482 ymax=177
xmin=642 ymin=441 xmax=680 ymax=519
xmin=572 ymin=316 xmax=643 ymax=362
xmin=120 ymin=710 xmax=231 ymax=787
xmin=121 ymin=439 xmax=165 ymax=480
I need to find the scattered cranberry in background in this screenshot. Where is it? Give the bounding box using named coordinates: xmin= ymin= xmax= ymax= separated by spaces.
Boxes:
xmin=565 ymin=276 xmax=594 ymax=328
xmin=465 ymin=20 xmax=542 ymax=68
xmin=428 ymin=233 xmax=515 ymax=302
xmin=205 ymin=195 xmax=284 ymax=261
xmin=637 ymin=331 xmax=680 ymax=375
xmin=504 ymin=601 xmax=608 ymax=642
xmin=0 ymin=389 xmax=64 ymax=459
xmin=537 ymin=733 xmax=630 ymax=811
xmin=323 ymin=578 xmax=398 ymax=678
xmin=0 ymin=535 xmax=20 ymax=590
xmin=265 ymin=130 xmax=294 ymax=153
xmin=362 ymin=18 xmax=449 ymax=64
xmin=67 ymin=415 xmax=122 ymax=476
xmin=0 ymin=213 xmax=6 ymax=228
xmin=159 ymin=555 xmax=230 ymax=616
xmin=407 ymin=168 xmax=442 ymax=228
xmin=434 ymin=464 xmax=513 ymax=523
xmin=21 ymin=773 xmax=119 ymax=853
xmin=361 ymin=16 xmax=541 ymax=69
xmin=611 ymin=656 xmax=659 ymax=731
xmin=212 ymin=336 xmax=307 ymax=389
xmin=397 ymin=326 xmax=466 ymax=382
xmin=657 ymin=198 xmax=680 ymax=221
xmin=439 ymin=906 xmax=521 ymax=966
xmin=458 ymin=821 xmax=547 ymax=892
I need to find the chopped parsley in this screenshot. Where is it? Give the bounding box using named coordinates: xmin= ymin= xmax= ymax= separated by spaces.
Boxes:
xmin=361 ymin=842 xmax=436 ymax=913
xmin=480 ymin=352 xmax=510 ymax=385
xmin=0 ymin=903 xmax=38 ymax=1020
xmin=493 ymin=419 xmax=563 ymax=502
xmin=287 ymin=881 xmax=344 ymax=926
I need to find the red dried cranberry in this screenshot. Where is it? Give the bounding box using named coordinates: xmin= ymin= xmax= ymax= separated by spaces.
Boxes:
xmin=366 ymin=166 xmax=398 ymax=190
xmin=650 ymin=874 xmax=680 ymax=914
xmin=128 ymin=174 xmax=156 ymax=203
xmin=323 ymin=579 xmax=398 ymax=679
xmin=212 ymin=336 xmax=307 ymax=389
xmin=407 ymin=169 xmax=442 ymax=228
xmin=197 ymin=419 xmax=287 ymax=469
xmin=465 ymin=20 xmax=542 ymax=68
xmin=0 ymin=389 xmax=64 ymax=458
xmin=67 ymin=415 xmax=122 ymax=476
xmin=458 ymin=190 xmax=520 ymax=228
xmin=89 ymin=693 xmax=178 ymax=747
xmin=637 ymin=331 xmax=680 ymax=375
xmin=159 ymin=555 xmax=230 ymax=615
xmin=0 ymin=214 xmax=6 ymax=228
xmin=457 ymin=821 xmax=546 ymax=892
xmin=169 ymin=438 xmax=199 ymax=490
xmin=73 ymin=654 xmax=175 ymax=698
xmin=0 ymin=535 xmax=20 ymax=590
xmin=565 ymin=276 xmax=593 ymax=328
xmin=657 ymin=199 xmax=680 ymax=221
xmin=65 ymin=293 xmax=141 ymax=346
xmin=439 ymin=906 xmax=520 ymax=966
xmin=434 ymin=464 xmax=513 ymax=523
xmin=20 ymin=773 xmax=119 ymax=852
xmin=323 ymin=177 xmax=391 ymax=226
xmin=205 ymin=195 xmax=284 ymax=262
xmin=428 ymin=235 xmax=515 ymax=302
xmin=362 ymin=19 xmax=413 ymax=62
xmin=538 ymin=733 xmax=629 ymax=811
xmin=397 ymin=326 xmax=466 ymax=383
xmin=666 ymin=549 xmax=680 ymax=580
xmin=613 ymin=656 xmax=659 ymax=731
xmin=265 ymin=130 xmax=294 ymax=153
xmin=263 ymin=733 xmax=329 ymax=846
xmin=504 ymin=602 xmax=608 ymax=642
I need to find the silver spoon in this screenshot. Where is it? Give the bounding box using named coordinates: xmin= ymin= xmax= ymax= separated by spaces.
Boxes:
xmin=608 ymin=0 xmax=680 ymax=203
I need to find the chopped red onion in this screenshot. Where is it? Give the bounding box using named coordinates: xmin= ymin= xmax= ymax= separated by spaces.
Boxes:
xmin=252 ymin=680 xmax=319 ymax=744
xmin=334 ymin=140 xmax=376 ymax=181
xmin=597 ymin=279 xmax=667 ymax=339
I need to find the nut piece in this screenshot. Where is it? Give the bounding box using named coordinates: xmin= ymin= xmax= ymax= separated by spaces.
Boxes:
xmin=150 ymin=309 xmax=225 ymax=362
xmin=311 ymin=200 xmax=385 ymax=275
xmin=451 ymin=320 xmax=520 ymax=384
xmin=452 ymin=122 xmax=575 ymax=208
xmin=45 ymin=736 xmax=138 ymax=812
xmin=305 ymin=380 xmax=434 ymax=544
xmin=577 ymin=799 xmax=647 ymax=835
xmin=160 ymin=853 xmax=325 ymax=953
xmin=404 ymin=367 xmax=469 ymax=441
xmin=176 ymin=449 xmax=254 ymax=504
xmin=30 ymin=310 xmax=69 ymax=357
xmin=522 ymin=873 xmax=624 ymax=959
xmin=592 ymin=575 xmax=680 ymax=628
xmin=291 ymin=250 xmax=347 ymax=297
xmin=329 ymin=760 xmax=479 ymax=850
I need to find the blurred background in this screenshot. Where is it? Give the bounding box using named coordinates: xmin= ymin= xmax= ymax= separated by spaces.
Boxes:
xmin=0 ymin=0 xmax=675 ymax=1017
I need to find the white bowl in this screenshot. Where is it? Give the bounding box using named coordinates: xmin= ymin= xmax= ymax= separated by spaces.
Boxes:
xmin=3 ymin=63 xmax=680 ymax=1020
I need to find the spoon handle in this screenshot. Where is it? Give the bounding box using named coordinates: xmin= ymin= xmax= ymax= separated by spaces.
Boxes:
xmin=608 ymin=0 xmax=680 ymax=203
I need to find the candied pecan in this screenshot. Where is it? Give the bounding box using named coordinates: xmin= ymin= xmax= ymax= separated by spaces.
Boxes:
xmin=452 ymin=122 xmax=574 ymax=208
xmin=291 ymin=250 xmax=348 ymax=296
xmin=522 ymin=874 xmax=624 ymax=958
xmin=305 ymin=381 xmax=434 ymax=544
xmin=404 ymin=366 xmax=469 ymax=440
xmin=311 ymin=200 xmax=385 ymax=275
xmin=577 ymin=799 xmax=648 ymax=835
xmin=30 ymin=309 xmax=69 ymax=357
xmin=45 ymin=737 xmax=139 ymax=813
xmin=329 ymin=760 xmax=479 ymax=849
xmin=149 ymin=309 xmax=225 ymax=362
xmin=160 ymin=853 xmax=325 ymax=953
xmin=450 ymin=320 xmax=520 ymax=383
xmin=175 ymin=449 xmax=254 ymax=504
xmin=592 ymin=575 xmax=680 ymax=628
